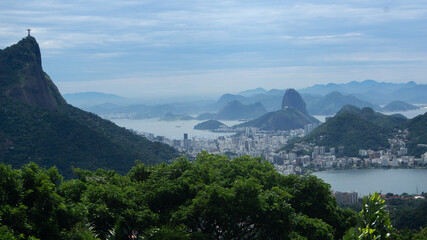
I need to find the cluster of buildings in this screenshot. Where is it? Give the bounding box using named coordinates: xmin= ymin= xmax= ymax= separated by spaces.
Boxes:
xmin=137 ymin=124 xmax=426 ymax=176
xmin=148 ymin=127 xmax=303 ymax=160
xmin=134 ymin=123 xmax=427 ymax=204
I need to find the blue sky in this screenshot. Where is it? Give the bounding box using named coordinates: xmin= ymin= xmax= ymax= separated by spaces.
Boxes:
xmin=1 ymin=0 xmax=427 ymax=99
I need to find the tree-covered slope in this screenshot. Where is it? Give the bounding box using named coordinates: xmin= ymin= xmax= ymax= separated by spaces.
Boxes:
xmin=404 ymin=112 xmax=427 ymax=157
xmin=0 ymin=96 xmax=177 ymax=178
xmin=302 ymin=113 xmax=391 ymax=156
xmin=0 ymin=37 xmax=177 ymax=178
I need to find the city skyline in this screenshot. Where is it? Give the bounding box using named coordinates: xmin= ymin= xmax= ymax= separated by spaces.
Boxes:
xmin=1 ymin=0 xmax=427 ymax=99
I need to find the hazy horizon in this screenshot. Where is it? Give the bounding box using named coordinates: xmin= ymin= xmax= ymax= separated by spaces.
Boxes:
xmin=1 ymin=0 xmax=427 ymax=98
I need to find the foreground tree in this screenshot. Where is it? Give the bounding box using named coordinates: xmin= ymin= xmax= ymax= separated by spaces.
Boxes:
xmin=344 ymin=192 xmax=393 ymax=240
xmin=1 ymin=153 xmax=357 ymax=239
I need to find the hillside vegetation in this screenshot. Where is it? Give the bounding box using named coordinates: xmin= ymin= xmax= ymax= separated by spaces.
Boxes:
xmin=0 ymin=96 xmax=177 ymax=178
xmin=404 ymin=112 xmax=427 ymax=157
xmin=301 ymin=113 xmax=391 ymax=156
xmin=0 ymin=37 xmax=177 ymax=178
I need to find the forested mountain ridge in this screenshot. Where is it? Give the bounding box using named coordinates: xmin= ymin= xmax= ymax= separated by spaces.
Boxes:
xmin=285 ymin=105 xmax=418 ymax=157
xmin=303 ymin=112 xmax=391 ymax=156
xmin=0 ymin=37 xmax=177 ymax=178
xmin=284 ymin=105 xmax=401 ymax=156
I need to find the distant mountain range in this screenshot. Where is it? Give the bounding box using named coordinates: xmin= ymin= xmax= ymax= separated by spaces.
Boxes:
xmin=299 ymin=80 xmax=427 ymax=105
xmin=306 ymin=91 xmax=381 ymax=115
xmin=404 ymin=112 xmax=427 ymax=157
xmin=67 ymin=79 xmax=427 ymax=120
xmin=0 ymin=37 xmax=177 ymax=178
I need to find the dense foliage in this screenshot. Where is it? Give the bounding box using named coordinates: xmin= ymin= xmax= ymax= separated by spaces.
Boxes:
xmin=0 ymin=36 xmax=177 ymax=178
xmin=0 ymin=96 xmax=177 ymax=178
xmin=302 ymin=113 xmax=390 ymax=156
xmin=344 ymin=193 xmax=393 ymax=239
xmin=404 ymin=112 xmax=427 ymax=157
xmin=0 ymin=153 xmax=358 ymax=239
xmin=387 ymin=195 xmax=427 ymax=230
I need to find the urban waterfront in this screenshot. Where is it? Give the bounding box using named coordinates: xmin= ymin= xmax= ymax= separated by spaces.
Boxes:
xmin=313 ymin=168 xmax=427 ymax=196
xmin=110 ymin=109 xmax=427 ymax=198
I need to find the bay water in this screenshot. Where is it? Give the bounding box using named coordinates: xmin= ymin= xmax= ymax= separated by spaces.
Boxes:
xmin=313 ymin=168 xmax=427 ymax=196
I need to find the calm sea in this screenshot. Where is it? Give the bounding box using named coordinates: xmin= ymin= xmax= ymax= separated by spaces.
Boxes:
xmin=313 ymin=168 xmax=427 ymax=196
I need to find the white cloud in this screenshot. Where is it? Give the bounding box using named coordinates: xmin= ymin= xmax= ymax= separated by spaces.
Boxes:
xmin=2 ymin=0 xmax=427 ymax=97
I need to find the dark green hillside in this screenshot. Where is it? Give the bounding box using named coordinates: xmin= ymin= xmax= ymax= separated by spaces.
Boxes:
xmin=237 ymin=107 xmax=319 ymax=131
xmin=0 ymin=96 xmax=177 ymax=178
xmin=303 ymin=113 xmax=390 ymax=156
xmin=404 ymin=112 xmax=427 ymax=157
xmin=194 ymin=119 xmax=227 ymax=130
xmin=0 ymin=36 xmax=177 ymax=178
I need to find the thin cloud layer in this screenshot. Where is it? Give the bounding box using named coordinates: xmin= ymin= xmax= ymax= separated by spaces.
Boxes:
xmin=1 ymin=0 xmax=426 ymax=98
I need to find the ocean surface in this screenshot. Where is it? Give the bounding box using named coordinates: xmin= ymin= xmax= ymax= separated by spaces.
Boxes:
xmin=111 ymin=118 xmax=241 ymax=140
xmin=313 ymin=168 xmax=427 ymax=196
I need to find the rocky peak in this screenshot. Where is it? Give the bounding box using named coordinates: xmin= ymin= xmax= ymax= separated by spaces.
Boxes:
xmin=0 ymin=36 xmax=66 ymax=109
xmin=281 ymin=88 xmax=307 ymax=114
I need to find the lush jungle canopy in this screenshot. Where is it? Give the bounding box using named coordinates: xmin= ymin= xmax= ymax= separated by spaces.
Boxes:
xmin=1 ymin=153 xmax=425 ymax=239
